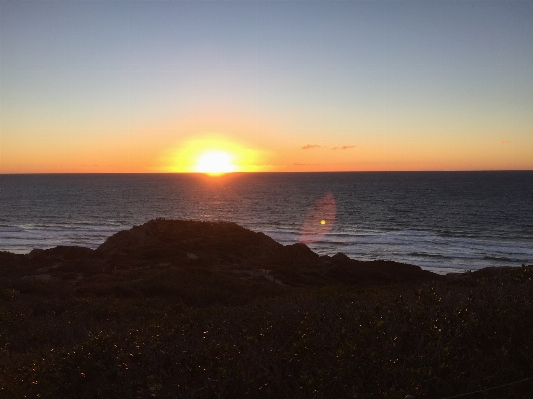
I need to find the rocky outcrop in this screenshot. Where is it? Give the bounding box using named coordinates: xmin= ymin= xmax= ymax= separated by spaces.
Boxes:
xmin=0 ymin=219 xmax=441 ymax=285
xmin=325 ymin=258 xmax=441 ymax=285
xmin=96 ymin=219 xmax=286 ymax=267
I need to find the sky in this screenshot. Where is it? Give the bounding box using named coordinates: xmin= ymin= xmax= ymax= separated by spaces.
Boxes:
xmin=1 ymin=0 xmax=532 ymax=173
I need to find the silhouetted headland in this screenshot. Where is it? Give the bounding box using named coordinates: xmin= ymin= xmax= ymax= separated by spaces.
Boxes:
xmin=1 ymin=218 xmax=443 ymax=287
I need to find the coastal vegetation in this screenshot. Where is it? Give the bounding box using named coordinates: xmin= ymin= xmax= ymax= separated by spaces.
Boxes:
xmin=0 ymin=220 xmax=532 ymax=398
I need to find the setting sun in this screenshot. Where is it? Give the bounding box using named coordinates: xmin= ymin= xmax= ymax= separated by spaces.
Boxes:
xmin=159 ymin=134 xmax=268 ymax=174
xmin=194 ymin=150 xmax=237 ymax=176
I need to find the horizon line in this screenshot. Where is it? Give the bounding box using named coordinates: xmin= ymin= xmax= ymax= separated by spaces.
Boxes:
xmin=2 ymin=169 xmax=533 ymax=176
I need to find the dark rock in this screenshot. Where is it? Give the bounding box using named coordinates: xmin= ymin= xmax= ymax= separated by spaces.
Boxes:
xmin=446 ymin=265 xmax=533 ymax=285
xmin=28 ymin=246 xmax=95 ymax=260
xmin=279 ymin=243 xmax=321 ymax=268
xmin=0 ymin=251 xmax=26 ymax=268
xmin=96 ymin=219 xmax=284 ymax=268
xmin=325 ymin=259 xmax=442 ymax=286
xmin=331 ymin=252 xmax=351 ymax=262
xmin=2 ymin=219 xmax=442 ymax=286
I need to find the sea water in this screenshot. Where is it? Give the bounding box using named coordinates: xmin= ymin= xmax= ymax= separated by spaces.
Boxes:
xmin=1 ymin=172 xmax=532 ymax=274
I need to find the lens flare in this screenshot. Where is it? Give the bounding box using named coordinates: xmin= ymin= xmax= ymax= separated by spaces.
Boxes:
xmin=299 ymin=192 xmax=336 ymax=244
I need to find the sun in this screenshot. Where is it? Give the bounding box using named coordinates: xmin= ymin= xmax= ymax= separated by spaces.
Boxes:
xmin=194 ymin=150 xmax=237 ymax=176
xmin=161 ymin=134 xmax=267 ymax=174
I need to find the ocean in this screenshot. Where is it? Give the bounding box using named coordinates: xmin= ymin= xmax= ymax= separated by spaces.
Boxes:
xmin=1 ymin=172 xmax=532 ymax=274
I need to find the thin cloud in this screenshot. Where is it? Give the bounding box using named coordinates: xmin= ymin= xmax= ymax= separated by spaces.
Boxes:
xmin=331 ymin=145 xmax=356 ymax=150
xmin=301 ymin=145 xmax=322 ymax=150
xmin=293 ymin=163 xmax=321 ymax=166
xmin=500 ymin=140 xmax=510 ymax=145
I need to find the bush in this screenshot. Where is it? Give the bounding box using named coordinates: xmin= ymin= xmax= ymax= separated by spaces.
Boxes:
xmin=1 ymin=268 xmax=532 ymax=398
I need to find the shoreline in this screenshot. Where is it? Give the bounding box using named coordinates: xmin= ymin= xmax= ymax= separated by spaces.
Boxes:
xmin=1 ymin=219 xmax=530 ymax=283
xmin=2 ymin=172 xmax=532 ymax=274
xmin=2 ymin=219 xmax=531 ymax=276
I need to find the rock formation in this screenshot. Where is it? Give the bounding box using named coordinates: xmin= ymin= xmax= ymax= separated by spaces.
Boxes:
xmin=0 ymin=219 xmax=441 ymax=286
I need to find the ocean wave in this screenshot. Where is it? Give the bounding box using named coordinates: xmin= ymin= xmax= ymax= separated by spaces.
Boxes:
xmin=482 ymin=255 xmax=522 ymax=263
xmin=0 ymin=225 xmax=26 ymax=233
xmin=2 ymin=172 xmax=533 ymax=271
xmin=408 ymin=252 xmax=452 ymax=259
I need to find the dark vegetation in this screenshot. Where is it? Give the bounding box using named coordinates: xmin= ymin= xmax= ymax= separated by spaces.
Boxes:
xmin=0 ymin=220 xmax=532 ymax=398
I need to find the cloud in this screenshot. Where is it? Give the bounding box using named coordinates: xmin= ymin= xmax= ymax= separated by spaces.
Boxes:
xmin=293 ymin=163 xmax=321 ymax=166
xmin=301 ymin=145 xmax=322 ymax=150
xmin=500 ymin=140 xmax=510 ymax=145
xmin=331 ymin=145 xmax=356 ymax=150
xmin=301 ymin=144 xmax=355 ymax=150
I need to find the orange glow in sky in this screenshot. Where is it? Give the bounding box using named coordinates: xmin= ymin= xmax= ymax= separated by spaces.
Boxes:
xmin=1 ymin=1 xmax=532 ymax=174
xmin=158 ymin=134 xmax=268 ymax=174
